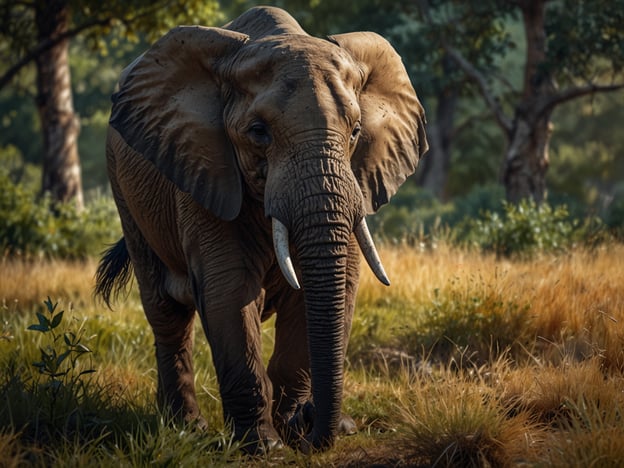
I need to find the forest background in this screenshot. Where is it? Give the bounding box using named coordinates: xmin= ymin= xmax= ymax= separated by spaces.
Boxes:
xmin=2 ymin=0 xmax=623 ymax=246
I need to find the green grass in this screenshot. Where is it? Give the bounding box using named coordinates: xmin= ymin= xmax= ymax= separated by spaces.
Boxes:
xmin=1 ymin=243 xmax=624 ymax=465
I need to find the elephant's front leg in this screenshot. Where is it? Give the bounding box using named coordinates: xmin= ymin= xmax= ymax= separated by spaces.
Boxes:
xmin=196 ymin=285 xmax=279 ymax=453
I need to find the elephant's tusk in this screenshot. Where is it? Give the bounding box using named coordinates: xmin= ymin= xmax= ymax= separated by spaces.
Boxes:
xmin=272 ymin=218 xmax=301 ymax=290
xmin=354 ymin=218 xmax=390 ymax=286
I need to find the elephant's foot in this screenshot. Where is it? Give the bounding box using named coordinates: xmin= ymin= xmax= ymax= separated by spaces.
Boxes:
xmin=338 ymin=412 xmax=357 ymax=436
xmin=237 ymin=424 xmax=284 ymax=456
xmin=240 ymin=436 xmax=284 ymax=456
xmin=187 ymin=414 xmax=209 ymax=432
xmin=283 ymin=401 xmax=358 ymax=450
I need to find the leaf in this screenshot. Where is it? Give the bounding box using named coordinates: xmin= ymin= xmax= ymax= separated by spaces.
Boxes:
xmin=40 ymin=346 xmax=55 ymax=360
xmin=56 ymin=350 xmax=71 ymax=368
xmin=36 ymin=311 xmax=50 ymax=328
xmin=50 ymin=310 xmax=64 ymax=329
xmin=44 ymin=297 xmax=58 ymax=314
xmin=75 ymin=343 xmax=91 ymax=354
xmin=27 ymin=324 xmax=48 ymax=333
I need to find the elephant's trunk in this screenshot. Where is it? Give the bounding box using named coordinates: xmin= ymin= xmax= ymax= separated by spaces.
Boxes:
xmin=292 ymin=202 xmax=351 ymax=451
xmin=267 ymin=147 xmax=387 ymax=451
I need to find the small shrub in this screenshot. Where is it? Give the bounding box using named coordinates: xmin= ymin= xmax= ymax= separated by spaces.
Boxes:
xmin=0 ymin=298 xmax=106 ymax=449
xmin=28 ymin=297 xmax=95 ymax=386
xmin=458 ymin=199 xmax=604 ymax=258
xmin=0 ymin=170 xmax=121 ymax=258
xmin=26 ymin=298 xmax=97 ymax=433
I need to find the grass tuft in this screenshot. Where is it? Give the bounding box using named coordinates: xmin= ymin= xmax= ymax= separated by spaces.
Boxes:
xmin=394 ymin=364 xmax=543 ymax=467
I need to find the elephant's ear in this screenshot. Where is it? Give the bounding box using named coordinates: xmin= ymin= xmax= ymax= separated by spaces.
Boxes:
xmin=110 ymin=26 xmax=249 ymax=221
xmin=329 ymin=32 xmax=428 ymax=214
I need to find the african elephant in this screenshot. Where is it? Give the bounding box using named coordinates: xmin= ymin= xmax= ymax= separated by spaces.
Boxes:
xmin=95 ymin=6 xmax=427 ymax=453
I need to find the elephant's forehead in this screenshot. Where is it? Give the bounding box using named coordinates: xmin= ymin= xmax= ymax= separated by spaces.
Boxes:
xmin=229 ymin=35 xmax=363 ymax=88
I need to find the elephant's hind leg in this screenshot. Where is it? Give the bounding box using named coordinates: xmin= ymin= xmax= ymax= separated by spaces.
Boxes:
xmin=144 ymin=295 xmax=205 ymax=429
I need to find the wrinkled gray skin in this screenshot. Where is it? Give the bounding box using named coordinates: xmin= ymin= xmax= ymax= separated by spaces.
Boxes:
xmin=95 ymin=6 xmax=427 ymax=453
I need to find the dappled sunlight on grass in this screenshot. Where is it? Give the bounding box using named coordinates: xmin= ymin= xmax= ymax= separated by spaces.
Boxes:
xmin=0 ymin=258 xmax=100 ymax=310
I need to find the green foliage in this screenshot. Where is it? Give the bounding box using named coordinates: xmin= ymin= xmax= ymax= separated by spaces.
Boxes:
xmin=26 ymin=298 xmax=96 ymax=425
xmin=458 ymin=199 xmax=605 ymax=258
xmin=0 ymin=160 xmax=121 ymax=258
xmin=545 ymin=0 xmax=624 ymax=81
xmin=605 ymin=183 xmax=624 ymax=232
xmin=0 ymin=299 xmax=102 ymax=447
xmin=443 ymin=183 xmax=505 ymax=226
xmin=28 ymin=298 xmax=95 ymax=380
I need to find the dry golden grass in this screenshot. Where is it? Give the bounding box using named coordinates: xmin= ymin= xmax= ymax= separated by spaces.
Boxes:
xmin=394 ymin=373 xmax=544 ymax=466
xmin=361 ymin=243 xmax=624 ymax=368
xmin=1 ymin=243 xmax=624 ymax=465
xmin=0 ymin=257 xmax=99 ymax=310
xmin=499 ymin=358 xmax=624 ymax=424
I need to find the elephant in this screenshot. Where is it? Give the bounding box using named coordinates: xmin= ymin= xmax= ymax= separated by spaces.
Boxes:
xmin=95 ymin=6 xmax=427 ymax=454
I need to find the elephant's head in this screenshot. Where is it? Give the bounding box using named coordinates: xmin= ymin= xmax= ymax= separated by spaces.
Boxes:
xmin=109 ymin=6 xmax=427 ymax=451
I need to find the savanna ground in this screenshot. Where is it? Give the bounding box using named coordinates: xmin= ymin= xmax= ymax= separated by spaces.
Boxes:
xmin=1 ymin=243 xmax=624 ymax=467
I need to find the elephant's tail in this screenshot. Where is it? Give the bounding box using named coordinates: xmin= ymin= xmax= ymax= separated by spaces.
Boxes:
xmin=94 ymin=237 xmax=133 ymax=308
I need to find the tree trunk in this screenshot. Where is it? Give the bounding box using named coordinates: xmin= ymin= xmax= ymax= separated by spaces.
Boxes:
xmin=502 ymin=110 xmax=552 ymax=203
xmin=502 ymin=0 xmax=554 ymax=203
xmin=417 ymin=55 xmax=458 ymax=199
xmin=35 ymin=0 xmax=84 ymax=209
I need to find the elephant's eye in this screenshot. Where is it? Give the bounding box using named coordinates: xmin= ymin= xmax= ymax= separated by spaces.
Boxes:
xmin=350 ymin=123 xmax=361 ymax=145
xmin=248 ymin=122 xmax=271 ymax=145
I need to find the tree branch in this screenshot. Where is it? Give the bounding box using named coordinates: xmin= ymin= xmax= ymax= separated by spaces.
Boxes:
xmin=444 ymin=45 xmax=514 ymax=133
xmin=540 ymin=82 xmax=624 ymax=115
xmin=0 ymin=16 xmax=114 ymax=91
xmin=416 ymin=0 xmax=513 ymax=134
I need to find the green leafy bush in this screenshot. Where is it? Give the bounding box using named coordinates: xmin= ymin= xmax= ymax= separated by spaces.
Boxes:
xmin=0 ymin=170 xmax=121 ymax=258
xmin=458 ymin=199 xmax=604 ymax=258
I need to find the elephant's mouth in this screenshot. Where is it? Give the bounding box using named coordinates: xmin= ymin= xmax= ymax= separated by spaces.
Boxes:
xmin=271 ymin=217 xmax=390 ymax=290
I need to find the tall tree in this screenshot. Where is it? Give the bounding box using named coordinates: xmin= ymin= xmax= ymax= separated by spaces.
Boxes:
xmin=0 ymin=0 xmax=221 ymax=208
xmin=34 ymin=0 xmax=82 ymax=208
xmin=419 ymin=0 xmax=624 ymax=203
